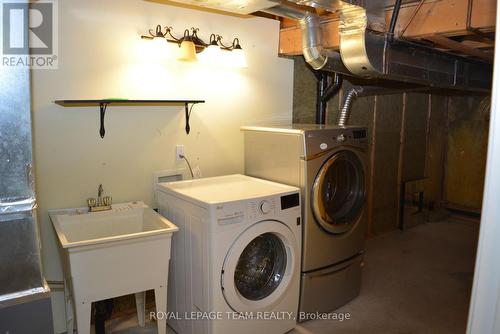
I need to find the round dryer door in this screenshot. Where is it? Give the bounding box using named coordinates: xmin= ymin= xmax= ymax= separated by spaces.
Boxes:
xmin=221 ymin=220 xmax=298 ymax=312
xmin=312 ymin=150 xmax=365 ymax=234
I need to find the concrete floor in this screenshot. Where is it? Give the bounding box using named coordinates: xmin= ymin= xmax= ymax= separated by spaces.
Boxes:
xmin=99 ymin=219 xmax=479 ymax=334
xmin=293 ymin=219 xmax=479 ymax=334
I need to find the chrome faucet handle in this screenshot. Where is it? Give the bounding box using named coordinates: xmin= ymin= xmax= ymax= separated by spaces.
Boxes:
xmin=87 ymin=198 xmax=97 ymax=208
xmin=103 ymin=196 xmax=112 ymax=206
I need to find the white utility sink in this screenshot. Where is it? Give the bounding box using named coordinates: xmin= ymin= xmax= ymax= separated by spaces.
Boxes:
xmin=50 ymin=201 xmax=178 ymax=334
xmin=51 ymin=201 xmax=177 ymax=248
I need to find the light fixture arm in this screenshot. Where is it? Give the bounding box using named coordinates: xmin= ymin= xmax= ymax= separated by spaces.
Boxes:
xmin=232 ymin=38 xmax=242 ymax=50
xmin=216 ymin=35 xmax=231 ymax=50
xmin=142 ymin=24 xmax=168 ymax=39
xmin=190 ymin=27 xmax=209 ymax=49
xmin=164 ymin=27 xmax=181 ymax=43
xmin=216 ymin=36 xmax=242 ymax=51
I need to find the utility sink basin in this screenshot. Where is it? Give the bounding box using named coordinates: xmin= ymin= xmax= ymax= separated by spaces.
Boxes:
xmin=50 ymin=201 xmax=178 ymax=248
xmin=49 ymin=201 xmax=178 ymax=334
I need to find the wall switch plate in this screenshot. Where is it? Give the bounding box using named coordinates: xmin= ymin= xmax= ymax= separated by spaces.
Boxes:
xmin=176 ymin=145 xmax=185 ymax=161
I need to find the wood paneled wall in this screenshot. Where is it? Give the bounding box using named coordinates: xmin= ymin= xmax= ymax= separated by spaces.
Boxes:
xmin=445 ymin=96 xmax=490 ymax=212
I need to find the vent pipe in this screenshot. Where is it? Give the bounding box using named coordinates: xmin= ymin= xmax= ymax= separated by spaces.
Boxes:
xmin=300 ymin=13 xmax=328 ymax=70
xmin=338 ymin=87 xmax=362 ymax=126
xmin=263 ymin=4 xmax=348 ymax=72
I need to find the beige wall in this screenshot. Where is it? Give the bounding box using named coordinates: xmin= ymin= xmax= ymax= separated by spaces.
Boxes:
xmin=32 ymin=0 xmax=293 ymax=330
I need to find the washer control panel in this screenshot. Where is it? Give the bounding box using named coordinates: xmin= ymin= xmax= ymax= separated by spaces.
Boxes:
xmin=259 ymin=200 xmax=272 ymax=214
xmin=216 ymin=192 xmax=300 ymax=224
xmin=248 ymin=197 xmax=277 ymax=220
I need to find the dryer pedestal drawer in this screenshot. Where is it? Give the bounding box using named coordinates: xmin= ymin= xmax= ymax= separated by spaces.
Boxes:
xmin=299 ymin=254 xmax=363 ymax=318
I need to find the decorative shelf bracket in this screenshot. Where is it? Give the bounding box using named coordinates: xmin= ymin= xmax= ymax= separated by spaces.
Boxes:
xmin=99 ymin=103 xmax=108 ymax=138
xmin=184 ymin=101 xmax=203 ymax=135
xmin=54 ymin=99 xmax=205 ymax=138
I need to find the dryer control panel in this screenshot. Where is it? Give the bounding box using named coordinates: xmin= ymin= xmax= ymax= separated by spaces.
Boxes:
xmin=305 ymin=126 xmax=368 ymax=157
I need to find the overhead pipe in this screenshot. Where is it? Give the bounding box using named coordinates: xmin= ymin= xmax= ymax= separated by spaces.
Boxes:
xmin=322 ymin=73 xmax=343 ymax=102
xmin=309 ymin=70 xmax=343 ymax=124
xmin=315 ymin=72 xmax=329 ymax=124
xmin=387 ymin=0 xmax=403 ymax=42
xmin=319 ymin=73 xmax=343 ymax=125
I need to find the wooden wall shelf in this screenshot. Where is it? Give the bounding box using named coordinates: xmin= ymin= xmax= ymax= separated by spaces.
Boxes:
xmin=55 ymin=99 xmax=205 ymax=138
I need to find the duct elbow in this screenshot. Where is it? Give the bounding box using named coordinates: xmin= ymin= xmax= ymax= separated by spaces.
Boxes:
xmin=300 ymin=13 xmax=328 ymax=70
xmin=303 ymin=46 xmax=328 ymax=70
xmin=264 ymin=5 xmax=334 ymax=71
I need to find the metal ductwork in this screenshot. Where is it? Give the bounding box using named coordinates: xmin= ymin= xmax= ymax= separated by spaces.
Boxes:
xmin=163 ymin=0 xmax=492 ymax=92
xmin=263 ymin=4 xmax=350 ymax=73
xmin=338 ymin=87 xmax=362 ymax=126
xmin=286 ymin=0 xmax=492 ymax=92
xmin=300 ymin=13 xmax=328 ymax=69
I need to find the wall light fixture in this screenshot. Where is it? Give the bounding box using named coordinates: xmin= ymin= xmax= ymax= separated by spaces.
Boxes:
xmin=141 ymin=25 xmax=247 ymax=67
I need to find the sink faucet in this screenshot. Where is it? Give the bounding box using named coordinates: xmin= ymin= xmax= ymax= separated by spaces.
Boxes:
xmin=87 ymin=184 xmax=112 ymax=212
xmin=98 ymin=184 xmax=104 ymax=205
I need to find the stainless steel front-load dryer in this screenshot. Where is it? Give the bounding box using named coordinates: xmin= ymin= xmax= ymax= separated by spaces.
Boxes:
xmin=242 ymin=124 xmax=368 ymax=315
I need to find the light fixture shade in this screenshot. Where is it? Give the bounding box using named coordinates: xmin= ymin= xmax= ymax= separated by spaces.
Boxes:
xmin=230 ymin=48 xmax=248 ymax=68
xmin=156 ymin=38 xmax=180 ymax=61
xmin=199 ymin=44 xmax=222 ymax=65
xmin=178 ymin=40 xmax=197 ymax=62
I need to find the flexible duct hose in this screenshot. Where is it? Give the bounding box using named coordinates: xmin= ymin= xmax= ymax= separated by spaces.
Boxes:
xmin=338 ymin=87 xmax=363 ymax=127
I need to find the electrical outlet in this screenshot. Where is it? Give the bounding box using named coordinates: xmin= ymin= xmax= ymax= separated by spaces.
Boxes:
xmin=176 ymin=145 xmax=185 ymax=161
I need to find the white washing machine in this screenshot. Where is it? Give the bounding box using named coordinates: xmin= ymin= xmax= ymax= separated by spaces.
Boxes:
xmin=156 ymin=174 xmax=301 ymax=334
xmin=242 ymin=124 xmax=368 ymax=315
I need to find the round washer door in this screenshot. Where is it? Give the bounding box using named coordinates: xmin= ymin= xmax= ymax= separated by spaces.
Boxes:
xmin=312 ymin=150 xmax=365 ymax=234
xmin=221 ymin=220 xmax=298 ymax=313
